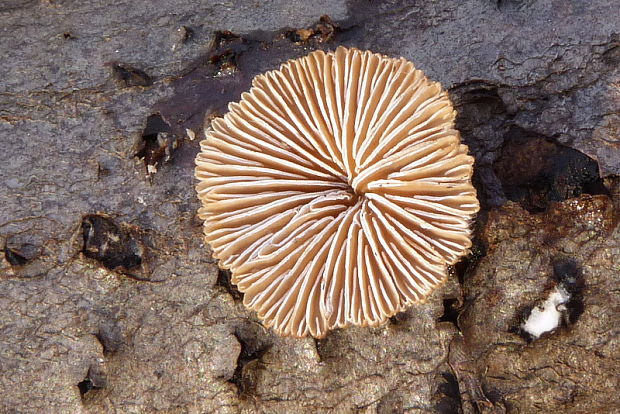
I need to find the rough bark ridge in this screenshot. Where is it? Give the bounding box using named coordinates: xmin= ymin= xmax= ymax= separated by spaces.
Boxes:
xmin=1 ymin=1 xmax=618 ymax=413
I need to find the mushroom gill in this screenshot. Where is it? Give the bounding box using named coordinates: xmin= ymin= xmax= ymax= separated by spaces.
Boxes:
xmin=195 ymin=46 xmax=479 ymax=338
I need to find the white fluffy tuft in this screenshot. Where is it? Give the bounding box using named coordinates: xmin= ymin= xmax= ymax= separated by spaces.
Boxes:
xmin=522 ymin=286 xmax=570 ymax=339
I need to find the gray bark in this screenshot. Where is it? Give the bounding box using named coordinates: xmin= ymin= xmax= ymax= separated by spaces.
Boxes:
xmin=1 ymin=1 xmax=619 ymax=413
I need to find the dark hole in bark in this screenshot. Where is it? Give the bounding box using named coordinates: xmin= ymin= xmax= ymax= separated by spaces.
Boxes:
xmin=4 ymin=246 xmax=28 ymax=266
xmin=77 ymin=366 xmax=106 ymax=400
xmin=482 ymin=383 xmax=505 ymax=405
xmin=552 ymin=257 xmax=585 ymax=324
xmin=81 ymin=214 xmax=142 ymax=273
xmin=216 ymin=268 xmax=243 ymax=301
xmin=452 ymin=261 xmax=468 ymax=285
xmin=203 ymin=30 xmax=244 ymax=77
xmin=77 ymin=378 xmax=97 ymax=397
xmin=135 ymin=114 xmax=176 ymax=175
xmin=438 ymin=298 xmax=461 ymax=327
xmin=77 ymin=378 xmax=94 ymax=396
xmin=211 ymin=30 xmax=242 ymax=49
xmin=389 ymin=311 xmax=411 ymax=325
xmin=434 ymin=372 xmax=463 ymax=414
xmin=4 ymin=242 xmax=39 ymax=267
xmin=230 ymin=326 xmax=271 ymax=396
xmin=110 ymin=62 xmax=152 ymax=87
xmin=314 ymin=337 xmax=327 ymax=360
xmin=451 ymin=80 xmax=511 ymax=209
xmin=510 ymin=303 xmax=537 ymax=343
xmin=208 ymin=49 xmax=238 ymax=75
xmin=494 ymin=129 xmax=607 ymax=213
xmin=452 ymin=239 xmax=487 ymax=285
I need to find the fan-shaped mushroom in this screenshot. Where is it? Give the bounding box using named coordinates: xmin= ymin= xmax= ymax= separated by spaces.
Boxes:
xmin=195 ymin=46 xmax=479 ymax=338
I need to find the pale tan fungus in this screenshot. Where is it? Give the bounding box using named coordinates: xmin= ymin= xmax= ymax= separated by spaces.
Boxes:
xmin=195 ymin=46 xmax=479 ymax=338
